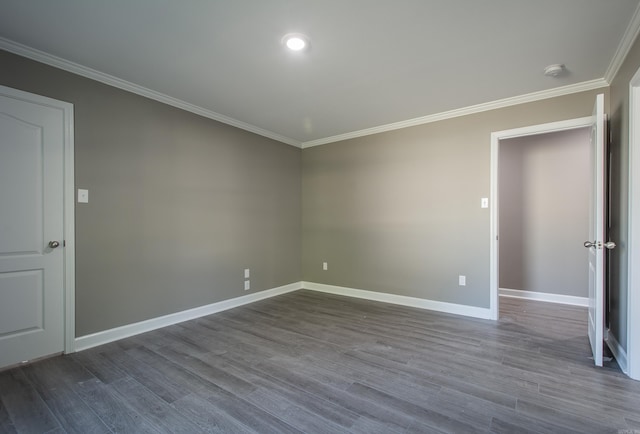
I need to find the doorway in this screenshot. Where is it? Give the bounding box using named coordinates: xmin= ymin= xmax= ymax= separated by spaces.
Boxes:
xmin=489 ymin=116 xmax=594 ymax=321
xmin=628 ymin=67 xmax=640 ymax=380
xmin=498 ymin=127 xmax=591 ymax=307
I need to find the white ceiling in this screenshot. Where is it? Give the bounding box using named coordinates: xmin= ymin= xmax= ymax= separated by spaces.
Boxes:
xmin=1 ymin=0 xmax=639 ymax=147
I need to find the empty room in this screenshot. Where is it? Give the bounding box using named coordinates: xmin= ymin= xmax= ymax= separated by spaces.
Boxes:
xmin=1 ymin=1 xmax=640 ymax=433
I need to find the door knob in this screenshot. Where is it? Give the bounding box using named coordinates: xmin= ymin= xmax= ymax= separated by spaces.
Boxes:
xmin=583 ymin=241 xmax=616 ymax=250
xmin=48 ymin=240 xmax=60 ymax=248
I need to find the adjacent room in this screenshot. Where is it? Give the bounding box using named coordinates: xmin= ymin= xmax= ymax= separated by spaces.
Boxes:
xmin=1 ymin=1 xmax=640 ymax=432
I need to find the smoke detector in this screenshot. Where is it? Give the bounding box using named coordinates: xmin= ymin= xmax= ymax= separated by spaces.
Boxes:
xmin=544 ymin=64 xmax=565 ymax=77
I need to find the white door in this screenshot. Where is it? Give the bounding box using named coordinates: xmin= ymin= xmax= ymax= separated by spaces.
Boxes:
xmin=585 ymin=93 xmax=606 ymax=367
xmin=0 ymin=88 xmax=67 ymax=368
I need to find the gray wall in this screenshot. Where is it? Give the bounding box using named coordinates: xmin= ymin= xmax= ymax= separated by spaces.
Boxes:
xmin=0 ymin=50 xmax=302 ymax=337
xmin=3 ymin=37 xmax=635 ymax=343
xmin=499 ymin=129 xmax=590 ymax=297
xmin=608 ymin=36 xmax=640 ymax=351
xmin=302 ymin=90 xmax=607 ymax=309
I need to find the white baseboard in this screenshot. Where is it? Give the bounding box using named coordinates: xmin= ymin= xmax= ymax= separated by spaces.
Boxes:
xmin=75 ymin=281 xmax=303 ymax=351
xmin=302 ymin=281 xmax=493 ymax=320
xmin=606 ymin=330 xmax=629 ymax=374
xmin=499 ymin=288 xmax=588 ymax=307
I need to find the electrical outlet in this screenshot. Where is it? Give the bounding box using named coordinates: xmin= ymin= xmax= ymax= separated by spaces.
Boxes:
xmin=244 ymin=280 xmax=250 ymax=291
xmin=459 ymin=275 xmax=466 ymax=286
xmin=244 ymin=268 xmax=250 ymax=279
xmin=323 ymin=262 xmax=328 ymax=271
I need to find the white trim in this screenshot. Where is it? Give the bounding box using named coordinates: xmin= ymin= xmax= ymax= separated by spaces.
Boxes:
xmin=74 ymin=282 xmax=303 ymax=351
xmin=0 ymin=38 xmax=302 ymax=149
xmin=301 ymin=80 xmax=608 ymax=148
xmin=499 ymin=288 xmax=588 ymax=307
xmin=302 ymin=282 xmax=492 ymax=320
xmin=606 ymin=330 xmax=629 ymax=374
xmin=628 ymin=68 xmax=640 ymax=381
xmin=63 ymin=96 xmax=75 ymax=354
xmin=0 ymin=85 xmax=76 ymax=356
xmin=490 ymin=133 xmax=500 ymax=321
xmin=490 ymin=116 xmax=593 ymax=141
xmin=490 ymin=116 xmax=595 ymax=322
xmin=604 ymin=2 xmax=640 ymax=84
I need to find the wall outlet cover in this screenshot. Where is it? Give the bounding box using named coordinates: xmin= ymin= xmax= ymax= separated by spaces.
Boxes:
xmin=78 ymin=189 xmax=89 ymax=203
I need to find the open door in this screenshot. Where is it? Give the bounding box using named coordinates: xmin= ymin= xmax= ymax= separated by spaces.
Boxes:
xmin=585 ymin=93 xmax=609 ymax=367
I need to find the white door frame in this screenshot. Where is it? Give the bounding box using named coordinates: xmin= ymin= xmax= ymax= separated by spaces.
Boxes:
xmin=0 ymin=85 xmax=75 ymax=355
xmin=489 ymin=116 xmax=593 ymax=321
xmin=628 ymin=68 xmax=640 ymax=381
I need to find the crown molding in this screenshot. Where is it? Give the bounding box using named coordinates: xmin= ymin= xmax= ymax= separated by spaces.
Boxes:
xmin=0 ymin=36 xmax=616 ymax=151
xmin=0 ymin=37 xmax=302 ymax=148
xmin=604 ymin=2 xmax=640 ymax=84
xmin=301 ymin=79 xmax=609 ymax=148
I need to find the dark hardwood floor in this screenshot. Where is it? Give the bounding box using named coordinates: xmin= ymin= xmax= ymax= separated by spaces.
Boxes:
xmin=1 ymin=290 xmax=639 ymax=433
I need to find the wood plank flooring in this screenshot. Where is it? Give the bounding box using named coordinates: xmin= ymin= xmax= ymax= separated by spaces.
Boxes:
xmin=1 ymin=290 xmax=639 ymax=433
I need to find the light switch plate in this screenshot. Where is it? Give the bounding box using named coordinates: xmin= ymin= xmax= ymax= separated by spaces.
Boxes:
xmin=78 ymin=189 xmax=89 ymax=203
xmin=481 ymin=197 xmax=489 ymax=208
xmin=244 ymin=268 xmax=250 ymax=279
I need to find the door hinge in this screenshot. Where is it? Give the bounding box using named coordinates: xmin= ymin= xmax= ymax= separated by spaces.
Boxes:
xmin=63 ymin=240 xmax=66 ymax=247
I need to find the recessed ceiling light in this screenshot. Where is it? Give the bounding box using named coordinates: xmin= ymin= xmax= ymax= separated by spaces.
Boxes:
xmin=282 ymin=33 xmax=310 ymax=52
